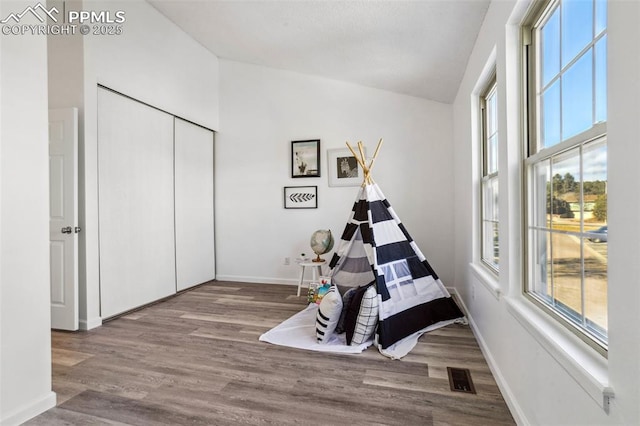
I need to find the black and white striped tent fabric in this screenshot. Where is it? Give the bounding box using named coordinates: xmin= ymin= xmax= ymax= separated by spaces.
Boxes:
xmin=329 ymin=183 xmax=464 ymax=352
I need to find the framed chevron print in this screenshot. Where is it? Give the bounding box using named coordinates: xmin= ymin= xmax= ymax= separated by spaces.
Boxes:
xmin=284 ymin=186 xmax=317 ymax=209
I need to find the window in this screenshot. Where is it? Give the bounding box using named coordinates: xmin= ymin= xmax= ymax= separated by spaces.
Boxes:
xmin=380 ymin=260 xmax=417 ymax=300
xmin=524 ymin=0 xmax=608 ymax=350
xmin=480 ymin=76 xmax=499 ymax=272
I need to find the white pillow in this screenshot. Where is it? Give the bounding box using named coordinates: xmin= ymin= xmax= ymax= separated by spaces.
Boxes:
xmin=315 ymin=285 xmax=343 ymax=343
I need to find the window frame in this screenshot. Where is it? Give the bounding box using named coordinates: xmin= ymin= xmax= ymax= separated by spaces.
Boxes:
xmin=522 ymin=0 xmax=608 ymax=355
xmin=480 ymin=73 xmax=500 ymax=274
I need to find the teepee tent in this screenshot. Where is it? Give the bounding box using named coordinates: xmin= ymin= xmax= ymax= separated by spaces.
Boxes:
xmin=329 ymin=139 xmax=464 ymax=356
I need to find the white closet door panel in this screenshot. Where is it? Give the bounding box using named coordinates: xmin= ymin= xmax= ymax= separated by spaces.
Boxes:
xmin=98 ymin=88 xmax=176 ymax=318
xmin=175 ymin=118 xmax=215 ymax=291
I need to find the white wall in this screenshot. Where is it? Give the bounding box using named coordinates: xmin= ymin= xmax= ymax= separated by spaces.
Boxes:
xmin=85 ymin=0 xmax=219 ymax=129
xmin=606 ymin=0 xmax=640 ymax=422
xmin=0 ymin=1 xmax=56 ymax=423
xmin=452 ymin=0 xmax=640 ymax=424
xmin=47 ymin=0 xmax=220 ymax=328
xmin=217 ymin=60 xmax=454 ymax=287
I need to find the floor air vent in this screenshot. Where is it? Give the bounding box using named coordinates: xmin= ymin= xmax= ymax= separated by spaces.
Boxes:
xmin=447 ymin=367 xmax=476 ymax=394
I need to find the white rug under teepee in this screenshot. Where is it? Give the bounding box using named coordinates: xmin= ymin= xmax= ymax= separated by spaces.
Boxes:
xmin=259 ymin=303 xmax=460 ymax=359
xmin=259 ymin=304 xmax=373 ymax=354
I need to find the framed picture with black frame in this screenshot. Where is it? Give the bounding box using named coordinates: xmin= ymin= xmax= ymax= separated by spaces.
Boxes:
xmin=291 ymin=139 xmax=320 ymax=178
xmin=284 ymin=186 xmax=317 ymax=209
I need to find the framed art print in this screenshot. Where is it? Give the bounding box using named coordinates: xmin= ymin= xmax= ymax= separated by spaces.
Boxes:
xmin=327 ymin=148 xmax=365 ymax=187
xmin=291 ymin=139 xmax=320 ymax=178
xmin=284 ymin=186 xmax=317 ymax=209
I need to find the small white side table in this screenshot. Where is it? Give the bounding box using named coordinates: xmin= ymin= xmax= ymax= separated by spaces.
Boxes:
xmin=297 ymin=260 xmax=326 ymax=297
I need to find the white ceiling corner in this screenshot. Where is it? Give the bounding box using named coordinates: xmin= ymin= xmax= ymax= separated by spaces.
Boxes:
xmin=147 ymin=0 xmax=491 ymax=103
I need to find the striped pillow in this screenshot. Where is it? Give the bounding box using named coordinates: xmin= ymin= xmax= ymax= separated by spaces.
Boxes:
xmin=315 ymin=285 xmax=343 ymax=343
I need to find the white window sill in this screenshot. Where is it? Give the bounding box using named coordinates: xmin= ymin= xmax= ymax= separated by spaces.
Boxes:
xmin=469 ymin=262 xmax=501 ymax=300
xmin=505 ymin=296 xmax=614 ymax=413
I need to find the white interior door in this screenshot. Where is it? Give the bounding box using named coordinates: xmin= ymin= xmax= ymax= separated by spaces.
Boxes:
xmin=49 ymin=107 xmax=79 ymax=330
xmin=98 ymin=88 xmax=176 ymax=318
xmin=175 ymin=118 xmax=215 ymax=291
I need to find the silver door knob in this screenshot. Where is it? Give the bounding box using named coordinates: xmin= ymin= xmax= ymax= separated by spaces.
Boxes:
xmin=74 ymin=226 xmax=82 ymax=233
xmin=61 ymin=226 xmax=72 ymax=234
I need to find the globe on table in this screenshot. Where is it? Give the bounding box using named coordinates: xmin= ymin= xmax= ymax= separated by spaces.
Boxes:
xmin=310 ymin=229 xmax=334 ymax=263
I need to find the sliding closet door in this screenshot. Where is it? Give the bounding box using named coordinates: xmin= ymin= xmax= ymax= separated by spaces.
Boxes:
xmin=98 ymin=88 xmax=176 ymax=318
xmin=175 ymin=118 xmax=215 ymax=291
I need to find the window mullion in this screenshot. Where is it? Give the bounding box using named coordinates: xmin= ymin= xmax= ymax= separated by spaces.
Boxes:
xmin=558 ymin=1 xmax=563 ymax=142
xmin=579 ymin=145 xmax=587 ymax=328
xmin=549 ymin=161 xmax=555 ymax=308
xmin=481 ymin=100 xmax=488 ymax=176
xmin=527 ymin=122 xmax=607 ymax=164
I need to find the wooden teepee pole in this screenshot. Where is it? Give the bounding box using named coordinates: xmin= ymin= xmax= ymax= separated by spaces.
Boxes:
xmin=357 ymin=141 xmax=366 ymax=168
xmin=366 ymin=138 xmax=383 ymax=180
xmin=346 ymin=142 xmax=366 ymax=169
xmin=346 ymin=141 xmax=369 ymax=185
xmin=345 ymin=138 xmax=383 ymax=186
xmin=357 ymin=141 xmax=370 ymax=184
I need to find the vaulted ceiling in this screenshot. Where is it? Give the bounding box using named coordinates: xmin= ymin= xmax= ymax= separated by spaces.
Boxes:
xmin=148 ymin=0 xmax=491 ymax=103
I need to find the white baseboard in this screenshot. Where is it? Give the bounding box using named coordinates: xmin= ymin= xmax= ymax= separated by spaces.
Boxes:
xmin=79 ymin=316 xmax=102 ymax=330
xmin=1 ymin=391 xmax=56 ymax=426
xmin=215 ymin=275 xmax=299 ymax=286
xmin=448 ymin=288 xmax=528 ymax=426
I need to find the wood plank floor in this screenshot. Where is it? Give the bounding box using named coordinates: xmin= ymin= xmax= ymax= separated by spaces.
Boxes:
xmin=27 ymin=281 xmax=515 ymax=425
